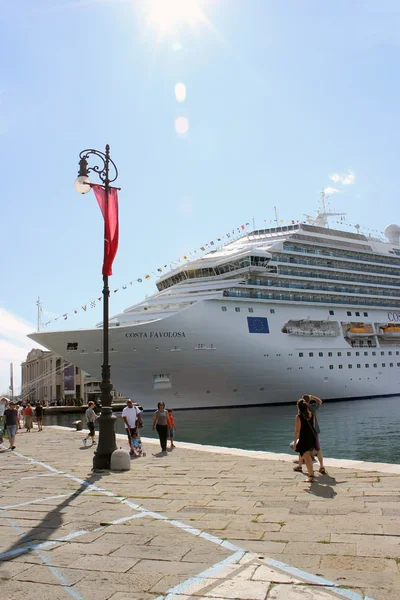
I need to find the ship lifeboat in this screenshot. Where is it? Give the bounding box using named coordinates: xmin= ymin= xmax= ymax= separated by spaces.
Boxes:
xmin=378 ymin=324 xmax=400 ymax=339
xmin=346 ymin=323 xmax=374 ymax=339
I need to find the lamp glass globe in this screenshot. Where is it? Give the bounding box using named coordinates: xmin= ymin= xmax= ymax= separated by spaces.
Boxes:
xmin=74 ymin=175 xmax=91 ymax=194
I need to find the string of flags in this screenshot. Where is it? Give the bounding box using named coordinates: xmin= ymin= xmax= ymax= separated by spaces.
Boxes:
xmin=43 ymin=222 xmax=251 ymax=327
xmin=42 ymin=216 xmax=386 ymax=328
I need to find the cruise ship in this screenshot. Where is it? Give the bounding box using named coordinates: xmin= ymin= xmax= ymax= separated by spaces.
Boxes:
xmin=29 ymin=210 xmax=400 ymax=409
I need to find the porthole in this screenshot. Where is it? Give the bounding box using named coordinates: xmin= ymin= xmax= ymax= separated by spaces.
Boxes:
xmin=233 ymin=389 xmax=238 ymax=392
xmin=260 ymin=387 xmax=265 ymax=391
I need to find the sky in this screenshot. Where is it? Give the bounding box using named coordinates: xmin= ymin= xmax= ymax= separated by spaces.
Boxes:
xmin=1 ymin=0 xmax=400 ymax=394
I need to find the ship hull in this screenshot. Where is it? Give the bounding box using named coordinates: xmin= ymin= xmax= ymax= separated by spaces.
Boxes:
xmin=29 ymin=300 xmax=400 ymax=410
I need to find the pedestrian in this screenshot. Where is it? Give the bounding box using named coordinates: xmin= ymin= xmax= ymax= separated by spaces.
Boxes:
xmin=152 ymin=401 xmax=169 ymax=454
xmin=35 ymin=401 xmax=44 ymax=432
xmin=167 ymin=408 xmax=176 ymax=449
xmin=292 ymin=398 xmax=319 ymax=482
xmin=122 ymin=399 xmax=141 ymax=455
xmin=24 ymin=403 xmax=34 ymax=432
xmin=295 ymin=394 xmax=326 ymax=474
xmin=83 ymin=401 xmax=98 ymax=446
xmin=4 ymin=402 xmax=18 ymax=450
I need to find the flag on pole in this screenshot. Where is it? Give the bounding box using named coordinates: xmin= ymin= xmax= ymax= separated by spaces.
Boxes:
xmin=92 ymin=184 xmax=119 ymax=276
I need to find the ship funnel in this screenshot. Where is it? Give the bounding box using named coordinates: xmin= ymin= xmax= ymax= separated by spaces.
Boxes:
xmin=384 ymin=224 xmax=400 ymax=245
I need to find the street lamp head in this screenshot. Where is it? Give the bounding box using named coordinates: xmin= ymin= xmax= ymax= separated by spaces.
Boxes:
xmin=74 ymin=175 xmax=91 ymax=194
xmin=74 ymin=155 xmax=91 ymax=194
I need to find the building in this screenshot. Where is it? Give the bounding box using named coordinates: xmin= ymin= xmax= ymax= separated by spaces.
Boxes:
xmin=21 ymin=348 xmax=124 ymax=405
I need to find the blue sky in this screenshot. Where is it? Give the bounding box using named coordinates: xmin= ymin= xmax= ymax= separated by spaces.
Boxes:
xmin=1 ymin=0 xmax=400 ymax=392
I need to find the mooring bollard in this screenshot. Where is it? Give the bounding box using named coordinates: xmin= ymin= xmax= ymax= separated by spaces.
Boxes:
xmin=72 ymin=420 xmax=83 ymax=431
xmin=110 ymin=448 xmax=131 ymax=471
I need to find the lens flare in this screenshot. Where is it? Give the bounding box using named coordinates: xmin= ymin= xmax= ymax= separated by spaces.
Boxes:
xmin=175 ymin=116 xmax=189 ymax=135
xmin=148 ymin=0 xmax=207 ymax=33
xmin=174 ymin=82 xmax=187 ymax=103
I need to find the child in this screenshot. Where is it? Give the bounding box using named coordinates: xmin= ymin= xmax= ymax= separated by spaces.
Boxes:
xmin=130 ymin=430 xmax=145 ymax=457
xmin=167 ymin=408 xmax=176 ymax=449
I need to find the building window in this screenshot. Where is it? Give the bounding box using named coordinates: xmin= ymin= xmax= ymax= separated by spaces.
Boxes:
xmin=319 ymin=352 xmax=323 ymax=357
xmin=235 ymin=307 xmax=240 ymax=312
xmin=221 ymin=307 xmax=227 ymax=311
xmin=363 ymin=312 xmax=368 ymax=317
xmin=347 ymin=311 xmax=352 ymax=316
xmin=309 ymin=352 xmax=314 ymax=357
xmin=337 ymin=352 xmax=342 ymax=357
xmin=355 ymin=312 xmax=360 ymax=317
xmin=248 ymin=308 xmax=254 ymax=313
xmin=328 ymin=352 xmax=332 ymax=357
xmin=329 ymin=310 xmax=334 ymax=315
xmin=75 ymin=367 xmax=79 ymax=375
xmin=270 ymin=309 xmax=275 ymax=314
xmin=338 ymin=364 xmax=343 ymax=369
xmin=329 ymin=365 xmax=334 ymax=369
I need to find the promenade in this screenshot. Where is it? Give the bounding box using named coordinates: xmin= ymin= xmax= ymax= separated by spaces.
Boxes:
xmin=1 ymin=426 xmax=399 ymax=600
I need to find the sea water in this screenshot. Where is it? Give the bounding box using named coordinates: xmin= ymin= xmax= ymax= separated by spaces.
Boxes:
xmin=44 ymin=396 xmax=400 ymax=464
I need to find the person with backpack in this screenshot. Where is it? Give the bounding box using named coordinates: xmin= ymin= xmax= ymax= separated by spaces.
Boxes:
xmin=83 ymin=401 xmax=98 ymax=446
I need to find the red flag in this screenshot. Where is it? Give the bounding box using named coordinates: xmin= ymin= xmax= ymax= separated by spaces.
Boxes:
xmin=92 ymin=185 xmax=119 ymax=276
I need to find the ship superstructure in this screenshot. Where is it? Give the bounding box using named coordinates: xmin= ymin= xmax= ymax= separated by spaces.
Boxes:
xmin=29 ymin=215 xmax=400 ymax=408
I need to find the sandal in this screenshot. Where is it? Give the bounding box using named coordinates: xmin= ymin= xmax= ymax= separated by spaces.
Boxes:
xmin=319 ymin=467 xmax=326 ymax=474
xmin=293 ymin=466 xmax=303 ymax=472
xmin=306 ymin=476 xmax=315 ymax=483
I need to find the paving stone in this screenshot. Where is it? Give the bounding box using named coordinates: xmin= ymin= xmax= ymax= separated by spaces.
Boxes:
xmin=2 ymin=579 xmax=72 ymax=600
xmin=68 ymin=555 xmax=140 ymax=573
xmin=204 ymin=577 xmax=270 ymax=599
xmin=12 ymin=564 xmax=86 ymax=586
xmin=268 ymin=585 xmax=340 ymax=599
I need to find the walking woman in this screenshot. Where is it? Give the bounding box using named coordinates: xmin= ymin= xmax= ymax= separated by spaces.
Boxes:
xmin=152 ymin=402 xmax=169 ymax=454
xmin=24 ymin=403 xmax=34 ymax=432
xmin=293 ymin=398 xmax=319 ymax=482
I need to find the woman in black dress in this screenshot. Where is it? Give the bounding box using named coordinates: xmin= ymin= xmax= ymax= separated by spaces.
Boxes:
xmin=293 ymin=398 xmax=318 ymax=482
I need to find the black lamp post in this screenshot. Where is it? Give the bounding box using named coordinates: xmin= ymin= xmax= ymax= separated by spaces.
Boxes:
xmin=74 ymin=144 xmax=118 ymax=469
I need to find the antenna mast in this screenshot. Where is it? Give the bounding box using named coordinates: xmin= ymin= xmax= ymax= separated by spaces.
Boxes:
xmin=274 ymin=206 xmax=279 ymax=227
xmin=36 ymin=297 xmax=43 ymax=332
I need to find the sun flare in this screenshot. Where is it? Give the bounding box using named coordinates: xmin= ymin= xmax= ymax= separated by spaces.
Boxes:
xmin=147 ymin=0 xmax=207 ymax=33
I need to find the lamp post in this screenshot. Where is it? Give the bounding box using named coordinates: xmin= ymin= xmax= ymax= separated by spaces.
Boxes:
xmin=74 ymin=144 xmax=118 ymax=469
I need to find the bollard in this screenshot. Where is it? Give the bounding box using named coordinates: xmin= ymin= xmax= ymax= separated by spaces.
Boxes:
xmin=110 ymin=448 xmax=131 ymax=471
xmin=72 ymin=420 xmax=83 ymax=431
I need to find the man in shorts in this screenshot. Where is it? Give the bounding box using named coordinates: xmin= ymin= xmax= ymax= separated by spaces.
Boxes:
xmin=122 ymin=399 xmax=141 ymax=455
xmin=4 ymin=402 xmax=18 ymax=450
xmin=83 ymin=401 xmax=98 ymax=446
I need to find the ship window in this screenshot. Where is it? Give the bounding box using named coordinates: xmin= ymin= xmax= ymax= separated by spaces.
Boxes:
xmin=398 ymin=363 xmax=400 ymax=366
xmin=328 ymin=352 xmax=332 ymax=357
xmin=337 ymin=352 xmax=342 ymax=357
xmin=221 ymin=306 xmax=227 ymax=311
xmin=348 ymin=364 xmax=352 ymax=369
xmin=388 ymin=351 xmax=392 ymax=355
xmin=319 ymin=352 xmax=323 ymax=357
xmin=373 ymin=363 xmax=377 ymax=367
xmin=309 ymin=352 xmax=314 ymax=357
xmin=357 ymin=364 xmax=361 ymax=368
xmin=248 ymin=308 xmax=254 ymax=313
xmin=270 ymin=309 xmax=275 ymax=314
xmin=390 ymin=363 xmax=394 ymax=367
xmin=356 ymin=352 xmax=360 ymax=356
xmin=338 ymin=364 xmax=343 ymax=369
xmin=382 ymin=363 xmax=386 ymax=367
xmin=397 ymin=351 xmax=399 ymax=356
xmin=329 ymin=365 xmax=334 ymax=369
xmin=235 ymin=307 xmax=240 ymax=312
xmin=381 ymin=351 xmax=385 ymax=356
xmin=355 ymin=312 xmax=360 ymax=317
xmin=363 ymin=312 xmax=368 ymax=317
xmin=372 ymin=351 xmax=376 ymax=356
xmin=365 ymin=364 xmax=369 ymax=368
xmin=364 ymin=352 xmax=368 ymax=356
xmin=347 ymin=311 xmax=352 ymax=316
xmin=347 ymin=352 xmax=351 ymax=356
xmin=329 ymin=310 xmax=334 ymax=315
xmin=299 ymin=352 xmax=303 ymax=357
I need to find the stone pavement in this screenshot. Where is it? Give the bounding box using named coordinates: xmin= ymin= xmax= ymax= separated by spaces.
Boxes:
xmin=0 ymin=426 xmax=399 ymax=600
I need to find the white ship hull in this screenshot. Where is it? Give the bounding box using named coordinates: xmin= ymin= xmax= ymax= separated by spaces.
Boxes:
xmin=29 ymin=299 xmax=400 ymax=410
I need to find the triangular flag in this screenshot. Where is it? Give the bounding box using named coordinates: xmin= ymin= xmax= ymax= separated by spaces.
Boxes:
xmin=82 ymin=305 xmax=87 ymax=311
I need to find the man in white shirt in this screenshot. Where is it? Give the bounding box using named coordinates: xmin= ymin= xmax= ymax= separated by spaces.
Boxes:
xmin=122 ymin=399 xmax=141 ymax=450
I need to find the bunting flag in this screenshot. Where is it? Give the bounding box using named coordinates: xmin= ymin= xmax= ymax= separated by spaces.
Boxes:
xmin=82 ymin=305 xmax=87 ymax=311
xmin=90 ymin=301 xmax=96 ymax=308
xmin=92 ymin=184 xmax=119 ymax=277
xmin=145 ymin=274 xmax=150 ymax=280
xmin=63 ymin=314 xmax=68 ymax=320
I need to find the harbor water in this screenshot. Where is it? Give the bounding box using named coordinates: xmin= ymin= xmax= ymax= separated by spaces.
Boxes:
xmin=43 ymin=396 xmax=400 ymax=465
